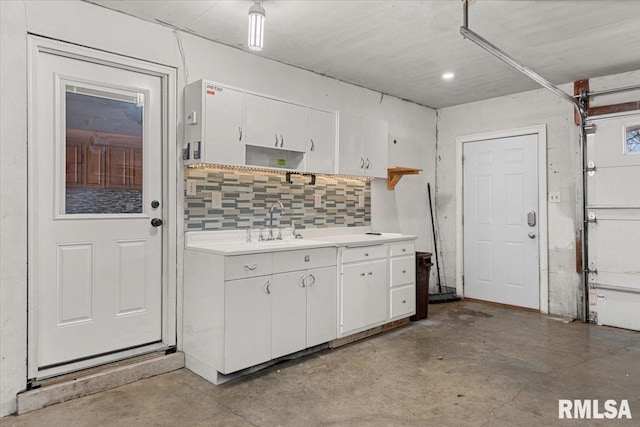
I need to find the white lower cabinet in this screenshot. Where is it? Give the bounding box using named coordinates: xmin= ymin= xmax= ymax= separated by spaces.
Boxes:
xmin=306 ymin=266 xmax=338 ymax=347
xmin=183 ymin=246 xmax=337 ymax=380
xmin=271 ymin=271 xmax=308 ymax=359
xmin=224 ymin=276 xmax=272 ymax=373
xmin=340 ymin=247 xmax=388 ymax=336
xmin=272 ymin=265 xmax=338 ymax=358
xmin=389 ymin=242 xmax=416 ymax=321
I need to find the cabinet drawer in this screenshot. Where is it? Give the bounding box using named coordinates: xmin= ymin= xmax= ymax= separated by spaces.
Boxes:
xmin=272 ymin=247 xmax=336 ymax=274
xmin=390 ymin=285 xmax=416 ymax=319
xmin=390 ymin=241 xmax=415 ymax=258
xmin=390 ymin=256 xmax=415 ymax=287
xmin=225 ymin=253 xmax=272 ymax=280
xmin=342 ymin=245 xmax=386 ymax=264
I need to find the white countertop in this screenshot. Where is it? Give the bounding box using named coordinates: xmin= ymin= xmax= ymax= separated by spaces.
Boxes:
xmin=185 ymin=229 xmax=417 ymax=255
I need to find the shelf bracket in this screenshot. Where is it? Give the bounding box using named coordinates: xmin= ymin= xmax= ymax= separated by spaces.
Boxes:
xmin=387 ymin=167 xmax=422 ymax=190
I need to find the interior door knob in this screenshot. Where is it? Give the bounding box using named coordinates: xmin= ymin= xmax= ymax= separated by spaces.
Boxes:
xmin=151 ymin=218 xmax=163 ymax=227
xmin=528 ymin=232 xmax=536 ymax=239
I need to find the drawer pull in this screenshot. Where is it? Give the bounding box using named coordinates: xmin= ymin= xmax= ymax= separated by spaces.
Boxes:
xmin=244 ymin=264 xmax=258 ymax=271
xmin=402 ymin=270 xmax=407 ymax=274
xmin=265 ymin=280 xmax=271 ymax=294
xmin=360 ymin=273 xmax=366 ymax=277
xmin=368 ymin=271 xmax=373 ymax=275
xmin=402 ymin=300 xmax=407 ymax=304
xmin=364 ymin=253 xmax=369 ymax=257
xmin=402 ymin=248 xmax=406 ymax=252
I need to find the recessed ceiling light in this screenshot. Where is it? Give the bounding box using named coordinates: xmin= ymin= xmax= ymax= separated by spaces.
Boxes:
xmin=442 ymin=72 xmax=455 ymax=80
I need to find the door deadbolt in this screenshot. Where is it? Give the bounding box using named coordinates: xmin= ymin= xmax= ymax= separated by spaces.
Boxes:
xmin=151 ymin=200 xmax=160 ymax=209
xmin=151 ymin=218 xmax=163 ymax=227
xmin=527 ymin=211 xmax=537 ymax=227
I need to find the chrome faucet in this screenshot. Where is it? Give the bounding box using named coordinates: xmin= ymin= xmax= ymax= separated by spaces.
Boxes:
xmin=268 ymin=200 xmax=285 ymax=240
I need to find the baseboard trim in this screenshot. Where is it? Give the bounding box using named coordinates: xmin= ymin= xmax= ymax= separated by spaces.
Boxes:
xmin=17 ymin=352 xmax=184 ymax=415
xmin=330 ymin=318 xmax=410 ymax=349
xmin=463 ymin=297 xmax=540 ymax=313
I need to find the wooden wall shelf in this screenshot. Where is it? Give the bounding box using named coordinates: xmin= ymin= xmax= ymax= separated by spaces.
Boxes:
xmin=387 ymin=167 xmax=422 ymax=190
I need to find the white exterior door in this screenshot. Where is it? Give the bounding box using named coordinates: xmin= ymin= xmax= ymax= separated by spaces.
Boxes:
xmin=586 ymin=112 xmax=640 ymax=330
xmin=463 ymin=134 xmax=539 ymax=309
xmin=32 ymin=48 xmax=164 ymax=368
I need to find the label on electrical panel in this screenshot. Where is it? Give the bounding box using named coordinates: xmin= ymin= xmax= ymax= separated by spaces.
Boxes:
xmin=205 ymin=84 xmax=223 ymax=96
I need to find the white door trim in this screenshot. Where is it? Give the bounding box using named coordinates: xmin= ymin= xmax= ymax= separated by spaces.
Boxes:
xmin=27 ymin=36 xmax=177 ymax=378
xmin=455 ymin=125 xmax=548 ymax=313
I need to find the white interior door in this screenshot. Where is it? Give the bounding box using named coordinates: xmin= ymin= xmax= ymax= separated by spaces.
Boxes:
xmin=463 ymin=134 xmax=539 ymax=309
xmin=586 ymin=112 xmax=640 ymax=330
xmin=32 ymin=48 xmax=164 ymax=368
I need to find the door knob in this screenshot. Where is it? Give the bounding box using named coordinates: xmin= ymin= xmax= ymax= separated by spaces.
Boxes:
xmin=151 ymin=218 xmax=163 ymax=227
xmin=528 ymin=232 xmax=536 ymax=239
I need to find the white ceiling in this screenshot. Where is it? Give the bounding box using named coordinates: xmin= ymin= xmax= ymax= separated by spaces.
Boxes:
xmin=87 ymin=0 xmax=640 ymax=108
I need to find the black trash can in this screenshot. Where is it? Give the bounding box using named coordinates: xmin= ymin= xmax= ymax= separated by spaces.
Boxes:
xmin=411 ymin=252 xmax=433 ymax=321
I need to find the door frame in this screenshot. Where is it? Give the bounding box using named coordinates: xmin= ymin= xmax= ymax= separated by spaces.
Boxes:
xmin=455 ymin=125 xmax=549 ymax=313
xmin=27 ymin=36 xmax=178 ymax=378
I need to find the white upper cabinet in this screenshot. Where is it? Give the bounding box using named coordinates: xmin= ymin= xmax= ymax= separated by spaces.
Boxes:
xmin=338 ymin=111 xmax=388 ymax=178
xmin=183 ymin=80 xmax=245 ymax=166
xmin=245 ymin=93 xmax=308 ymax=153
xmin=184 ymin=79 xmax=338 ymax=173
xmin=306 ymin=108 xmax=336 ymax=174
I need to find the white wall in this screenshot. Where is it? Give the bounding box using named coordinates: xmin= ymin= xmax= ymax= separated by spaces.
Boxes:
xmin=0 ymin=0 xmax=435 ymax=416
xmin=436 ymin=70 xmax=640 ymax=318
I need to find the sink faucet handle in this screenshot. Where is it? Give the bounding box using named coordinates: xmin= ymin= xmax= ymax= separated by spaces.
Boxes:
xmin=277 ymin=227 xmax=282 ymax=240
xmin=246 ymin=227 xmax=252 ymax=243
xmin=258 ymin=228 xmax=265 ymax=242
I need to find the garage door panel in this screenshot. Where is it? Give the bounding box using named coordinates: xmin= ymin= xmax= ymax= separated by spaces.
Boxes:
xmin=587 ymin=111 xmax=640 ymax=331
xmin=587 ymin=116 xmax=640 ymax=167
xmin=594 ymin=290 xmax=640 ymax=331
xmin=586 ymin=166 xmax=640 ymax=207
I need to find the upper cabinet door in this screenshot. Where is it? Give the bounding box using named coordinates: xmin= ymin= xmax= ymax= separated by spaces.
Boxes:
xmin=184 ymin=80 xmax=245 ymax=166
xmin=203 ymin=85 xmax=245 ymax=166
xmin=245 ymin=94 xmax=308 ymax=153
xmin=362 ymin=117 xmax=388 ymax=178
xmin=277 ymin=101 xmax=308 ymax=153
xmin=306 ymin=108 xmax=336 ymax=174
xmin=338 ymin=111 xmax=388 ymax=178
xmin=245 ymin=93 xmax=280 ymax=149
xmin=337 ymin=111 xmax=365 ymax=176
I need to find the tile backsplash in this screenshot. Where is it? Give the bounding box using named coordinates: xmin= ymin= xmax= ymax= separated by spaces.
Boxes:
xmin=184 ymin=168 xmax=371 ymax=231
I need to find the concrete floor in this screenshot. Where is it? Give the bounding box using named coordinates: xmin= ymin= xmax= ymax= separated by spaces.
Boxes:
xmin=2 ymin=301 xmax=639 ymax=426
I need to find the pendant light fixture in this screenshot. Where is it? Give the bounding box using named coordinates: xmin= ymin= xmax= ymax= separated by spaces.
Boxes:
xmin=248 ymin=1 xmax=266 ymax=51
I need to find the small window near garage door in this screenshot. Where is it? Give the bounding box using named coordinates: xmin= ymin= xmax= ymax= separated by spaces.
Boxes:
xmin=626 ymin=124 xmax=640 ymax=154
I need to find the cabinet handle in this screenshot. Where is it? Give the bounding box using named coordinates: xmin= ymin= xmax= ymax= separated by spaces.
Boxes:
xmin=238 ymin=127 xmax=243 ymax=142
xmin=360 ymin=273 xmax=365 ymax=277
xmin=364 ymin=253 xmax=369 ymax=257
xmin=402 ymin=248 xmax=406 ymax=252
xmin=402 ymin=300 xmax=406 ymax=304
xmin=244 ymin=263 xmax=258 ymax=271
xmin=360 ymin=157 xmax=365 ymax=169
xmin=310 ymin=138 xmax=315 ymax=152
xmin=280 ymin=134 xmax=284 ymax=147
xmin=365 ymin=158 xmax=370 ymax=169
xmin=300 ymin=275 xmax=306 ymax=288
xmin=274 ymin=134 xmax=279 ymax=147
xmin=368 ymin=271 xmax=373 ymax=275
xmin=308 ymin=273 xmax=316 ymax=286
xmin=265 ymin=280 xmax=271 ymax=294
xmin=402 ymin=270 xmax=407 ymax=274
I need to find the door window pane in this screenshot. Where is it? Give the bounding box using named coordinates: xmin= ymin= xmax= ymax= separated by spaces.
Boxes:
xmin=626 ymin=124 xmax=640 ymax=154
xmin=65 ymin=85 xmax=144 ymax=214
